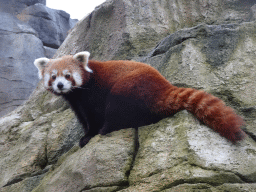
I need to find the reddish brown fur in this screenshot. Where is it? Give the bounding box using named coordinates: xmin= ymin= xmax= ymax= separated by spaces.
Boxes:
xmin=87 ymin=60 xmax=246 ymax=142
xmin=42 ymin=56 xmax=246 ymax=145
xmin=45 ymin=56 xmax=87 ymax=77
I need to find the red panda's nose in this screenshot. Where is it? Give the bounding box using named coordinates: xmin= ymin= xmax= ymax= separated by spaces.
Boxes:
xmin=57 ymin=82 xmax=64 ymax=89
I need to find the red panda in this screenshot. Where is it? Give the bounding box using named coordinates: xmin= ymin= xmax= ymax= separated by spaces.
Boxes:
xmin=34 ymin=51 xmax=246 ymax=147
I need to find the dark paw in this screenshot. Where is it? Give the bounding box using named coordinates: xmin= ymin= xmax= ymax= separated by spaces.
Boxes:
xmin=79 ymin=136 xmax=93 ymax=148
xmin=230 ymin=130 xmax=247 ymax=144
xmin=235 ymin=130 xmax=246 ymax=141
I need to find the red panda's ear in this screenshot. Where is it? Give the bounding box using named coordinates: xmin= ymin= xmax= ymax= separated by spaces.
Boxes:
xmin=34 ymin=58 xmax=50 ymax=79
xmin=73 ymin=51 xmax=93 ymax=73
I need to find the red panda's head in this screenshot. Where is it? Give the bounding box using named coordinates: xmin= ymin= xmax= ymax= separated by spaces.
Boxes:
xmin=34 ymin=51 xmax=92 ymax=95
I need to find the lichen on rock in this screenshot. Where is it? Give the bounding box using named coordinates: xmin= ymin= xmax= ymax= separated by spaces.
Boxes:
xmin=1 ymin=0 xmax=256 ymax=191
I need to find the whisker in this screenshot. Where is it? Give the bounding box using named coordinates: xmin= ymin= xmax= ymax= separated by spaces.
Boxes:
xmin=73 ymin=86 xmax=89 ymax=90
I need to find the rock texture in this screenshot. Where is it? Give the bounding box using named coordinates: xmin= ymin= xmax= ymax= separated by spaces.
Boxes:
xmin=0 ymin=0 xmax=78 ymax=117
xmin=0 ymin=0 xmax=46 ymax=15
xmin=1 ymin=0 xmax=256 ymax=191
xmin=17 ymin=3 xmax=77 ymax=48
xmin=0 ymin=12 xmax=45 ymax=118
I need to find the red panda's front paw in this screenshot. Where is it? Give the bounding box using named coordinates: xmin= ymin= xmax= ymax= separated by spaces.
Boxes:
xmin=79 ymin=136 xmax=93 ymax=148
xmin=233 ymin=130 xmax=247 ymax=142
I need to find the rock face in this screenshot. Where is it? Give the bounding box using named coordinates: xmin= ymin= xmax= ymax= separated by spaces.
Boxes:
xmin=0 ymin=0 xmax=78 ymax=117
xmin=0 ymin=12 xmax=45 ymax=118
xmin=17 ymin=3 xmax=77 ymax=49
xmin=0 ymin=0 xmax=46 ymax=15
xmin=1 ymin=0 xmax=256 ymax=191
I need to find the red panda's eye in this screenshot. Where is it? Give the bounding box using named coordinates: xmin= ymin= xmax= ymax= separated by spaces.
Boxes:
xmin=65 ymin=74 xmax=71 ymax=79
xmin=52 ymin=75 xmax=56 ymax=80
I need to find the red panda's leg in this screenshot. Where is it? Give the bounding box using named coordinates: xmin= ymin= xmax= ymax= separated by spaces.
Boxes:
xmin=71 ymin=104 xmax=98 ymax=147
xmin=98 ymin=122 xmax=111 ymax=135
xmin=98 ymin=94 xmax=137 ymax=135
xmin=79 ymin=113 xmax=105 ymax=147
xmin=78 ymin=110 xmax=106 ymax=147
xmin=79 ymin=136 xmax=93 ymax=148
xmin=98 ymin=94 xmax=162 ymax=135
xmin=64 ymin=94 xmax=105 ymax=147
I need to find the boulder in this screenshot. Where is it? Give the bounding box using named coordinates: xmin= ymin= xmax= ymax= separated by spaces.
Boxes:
xmin=1 ymin=0 xmax=256 ymax=191
xmin=0 ymin=1 xmax=78 ymax=117
xmin=56 ymin=0 xmax=256 ymax=61
xmin=43 ymin=46 xmax=57 ymax=59
xmin=0 ymin=12 xmax=45 ymax=117
xmin=17 ymin=3 xmax=78 ymax=49
xmin=0 ymin=0 xmax=46 ymax=15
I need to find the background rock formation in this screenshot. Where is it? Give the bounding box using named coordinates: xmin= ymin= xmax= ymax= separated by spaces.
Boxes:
xmin=0 ymin=0 xmax=77 ymax=117
xmin=1 ymin=0 xmax=256 ymax=191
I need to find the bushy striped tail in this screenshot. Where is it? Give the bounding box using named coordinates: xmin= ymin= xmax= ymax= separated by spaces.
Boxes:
xmin=168 ymin=87 xmax=246 ymax=142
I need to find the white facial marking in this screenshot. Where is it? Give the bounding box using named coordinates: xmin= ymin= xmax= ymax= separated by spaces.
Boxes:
xmin=52 ymin=76 xmax=72 ymax=93
xmin=52 ymin=69 xmax=57 ymax=75
xmin=63 ymin=69 xmax=69 ymax=75
xmin=44 ymin=73 xmax=50 ymax=88
xmin=73 ymin=72 xmax=82 ymax=86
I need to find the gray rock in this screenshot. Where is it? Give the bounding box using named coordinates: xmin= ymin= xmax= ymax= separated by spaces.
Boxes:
xmin=0 ymin=12 xmax=45 ymax=117
xmin=0 ymin=0 xmax=46 ymax=15
xmin=1 ymin=0 xmax=256 ymax=191
xmin=55 ymin=0 xmax=256 ymax=61
xmin=122 ymin=113 xmax=256 ymax=191
xmin=43 ymin=46 xmax=57 ymax=58
xmin=32 ymin=129 xmax=135 ymax=192
xmin=162 ymin=183 xmax=256 ymax=192
xmin=0 ymin=1 xmax=78 ymax=117
xmin=17 ymin=3 xmax=78 ymax=49
xmin=148 ymin=24 xmax=240 ymax=67
xmin=251 ymin=4 xmax=256 ymax=20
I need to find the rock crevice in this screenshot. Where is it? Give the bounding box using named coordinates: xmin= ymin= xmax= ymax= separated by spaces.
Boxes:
xmin=1 ymin=0 xmax=256 ymax=192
